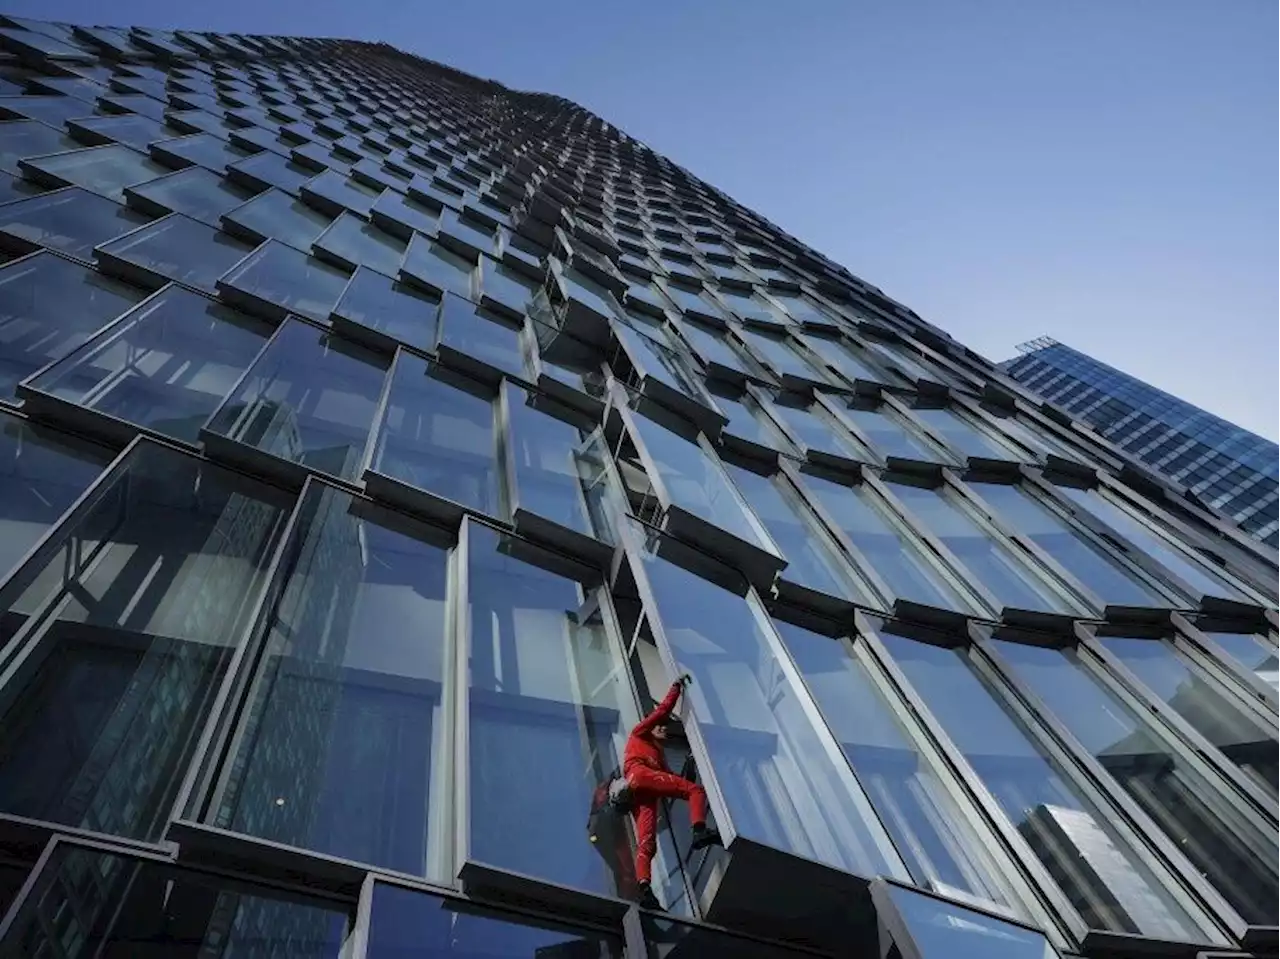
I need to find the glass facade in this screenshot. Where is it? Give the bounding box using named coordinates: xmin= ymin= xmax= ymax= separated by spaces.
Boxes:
xmin=0 ymin=17 xmax=1272 ymax=959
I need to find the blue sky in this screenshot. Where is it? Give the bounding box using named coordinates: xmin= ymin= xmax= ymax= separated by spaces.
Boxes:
xmin=10 ymin=0 xmax=1277 ymax=439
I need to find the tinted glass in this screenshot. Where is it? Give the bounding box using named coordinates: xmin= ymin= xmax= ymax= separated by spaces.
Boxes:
xmin=215 ymin=486 xmax=452 ymax=878
xmin=314 ymin=211 xmax=406 ymax=275
xmin=506 ymin=383 xmax=602 ymax=539
xmin=992 ymin=638 xmax=1278 ymax=925
xmin=884 ymin=883 xmax=1057 ymax=959
xmin=844 ymin=404 xmax=935 ymax=462
xmin=438 ymin=292 xmax=524 ymax=379
xmin=737 ymin=327 xmax=823 ymax=382
xmin=222 ymin=187 xmax=334 ymax=248
xmin=303 ymin=168 xmax=383 ymax=215
xmin=206 ymin=318 xmax=386 ymax=480
xmin=127 ymin=166 xmax=256 ymax=227
xmin=229 ymin=148 xmax=315 ymax=193
xmin=370 ymin=188 xmax=440 ymax=236
xmin=913 ymin=406 xmax=1008 ymax=461
xmin=0 ymin=120 xmax=79 ymax=175
xmin=878 ymin=630 xmax=1210 ymax=939
xmin=640 ymin=915 xmax=811 ymax=958
xmin=771 ymin=400 xmax=867 ymax=460
xmin=96 ymin=212 xmax=254 ymax=293
xmin=0 ymin=95 xmax=92 ymax=128
xmin=478 ymin=255 xmax=538 ymax=317
xmin=0 ymin=186 xmax=148 ymax=259
xmin=151 ymin=131 xmax=254 ymax=171
xmin=29 ymin=285 xmax=272 ymax=441
xmin=370 ymin=354 xmax=499 ymax=515
xmin=676 ymin=318 xmax=750 ymax=374
xmin=708 ymin=388 xmax=781 ymax=448
xmin=1201 ymin=632 xmax=1279 ymax=692
xmin=400 ymin=233 xmax=474 ymax=298
xmin=332 ymin=266 xmax=439 ymax=352
xmin=822 ymin=337 xmax=890 ymax=384
xmin=0 ymin=444 xmax=290 ymax=839
xmin=22 ymin=143 xmax=166 ymax=202
xmin=71 ymin=113 xmax=171 ymax=151
xmin=218 ymin=239 xmax=349 ymax=321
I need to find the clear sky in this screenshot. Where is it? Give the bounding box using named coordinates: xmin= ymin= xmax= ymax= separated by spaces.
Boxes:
xmin=9 ymin=0 xmax=1277 ymax=439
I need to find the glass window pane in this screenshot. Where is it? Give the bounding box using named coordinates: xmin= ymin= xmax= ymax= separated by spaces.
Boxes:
xmin=1099 ymin=636 xmax=1277 ymax=794
xmin=206 ymin=318 xmax=386 ymax=480
xmin=913 ymin=406 xmax=1009 ymax=461
xmin=367 ymin=882 xmax=621 ymax=959
xmin=437 ymin=291 xmax=524 ymax=379
xmin=1201 ymin=632 xmax=1279 ymax=692
xmin=21 ymin=143 xmax=168 ymax=203
xmin=217 ymin=239 xmax=349 ymax=322
xmin=642 ymin=554 xmax=906 ymax=878
xmin=803 ymin=473 xmax=971 ymax=612
xmin=400 ymin=233 xmax=474 ymax=299
xmin=151 ymin=131 xmax=254 ymax=172
xmin=0 ymin=186 xmax=149 ymax=259
xmin=371 ymin=354 xmax=499 ymax=515
xmin=771 ymin=400 xmax=866 ymax=461
xmin=709 ymin=388 xmax=782 ymax=449
xmin=126 ymin=166 xmax=257 ymax=227
xmin=506 ymin=383 xmax=601 ymax=539
xmin=614 ymin=321 xmax=707 ymax=400
xmin=639 ymin=914 xmax=814 ymax=958
xmin=314 ymin=212 xmax=406 ymax=276
xmin=884 ymin=883 xmax=1058 ymax=959
xmin=970 ymin=482 xmax=1164 ymax=609
xmin=0 ymin=119 xmax=79 ymax=175
xmin=302 ymin=168 xmax=383 ymax=216
xmin=0 ymin=444 xmax=291 ymax=839
xmin=0 ymin=95 xmax=93 ymax=129
xmin=1055 ymin=485 xmax=1246 ymax=602
xmin=370 ymin=188 xmax=440 ymax=236
xmin=0 ymin=413 xmax=111 ymax=579
xmin=991 ymin=639 xmax=1278 ymax=925
xmin=222 ymin=188 xmax=335 ymax=248
xmin=332 ymin=266 xmax=439 ymax=353
xmin=820 ymin=336 xmax=890 ymax=385
xmin=214 ymin=486 xmax=452 ymax=878
xmin=28 ymin=285 xmax=272 ymax=442
xmin=844 ymin=404 xmax=935 ymax=462
xmin=738 ymin=327 xmax=823 ymax=382
xmin=228 ymin=148 xmax=315 ymax=194
xmin=779 ymin=622 xmax=1014 ymax=907
xmin=466 ymin=525 xmax=640 ymax=897
xmin=0 ymin=251 xmax=144 ymax=398
xmin=97 ymin=212 xmax=254 ymax=294
xmin=676 ymin=317 xmax=749 ymax=374
xmin=878 ymin=630 xmax=1208 ymax=940
xmin=890 ymin=482 xmax=1068 ymax=614
xmin=0 ymin=846 xmax=352 ymax=958
xmin=69 ymin=113 xmax=171 ymax=151
xmin=478 ymin=255 xmax=538 ymax=318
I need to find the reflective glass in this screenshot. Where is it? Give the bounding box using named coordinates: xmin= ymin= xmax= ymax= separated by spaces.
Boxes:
xmin=437 ymin=291 xmax=524 ymax=379
xmin=222 ymin=187 xmax=334 ymax=248
xmin=992 ymin=639 xmax=1278 ymax=925
xmin=206 ymin=318 xmax=386 ymax=479
xmin=878 ymin=631 xmax=1208 ymax=939
xmin=1202 ymin=632 xmax=1279 ymax=692
xmin=726 ymin=464 xmax=861 ymax=601
xmin=439 ymin=207 xmax=497 ymax=257
xmin=890 ymin=482 xmax=1069 ymax=615
xmin=715 ymin=287 xmax=773 ymax=323
xmin=401 ymin=232 xmax=475 ymax=298
xmin=70 ymin=113 xmax=171 ymax=151
xmin=0 ymin=171 xmax=41 ymax=203
xmin=640 ymin=915 xmax=811 ymax=958
xmin=506 ymin=383 xmax=603 ymax=539
xmin=126 ymin=165 xmax=257 ymax=227
xmin=370 ymin=354 xmax=499 ymax=515
xmin=707 ymin=387 xmax=782 ymax=448
xmin=0 ymin=185 xmax=148 ymax=259
xmin=815 ymin=335 xmax=890 ymax=385
xmin=779 ymin=621 xmax=1012 ymax=906
xmin=21 ymin=143 xmax=167 ymax=202
xmin=1055 ymin=485 xmax=1248 ymax=602
xmin=478 ymin=254 xmax=538 ymax=317
xmin=29 ymin=285 xmax=272 ymax=441
xmin=844 ymin=403 xmax=936 ymax=462
xmin=0 ymin=444 xmax=291 ymax=839
xmin=0 ymin=95 xmax=92 ymax=128
xmin=0 ymin=412 xmax=111 ymax=579
xmin=614 ymin=320 xmax=707 ymax=400
xmin=228 ymin=147 xmax=315 ymax=194
xmin=803 ymin=473 xmax=971 ymax=612
xmin=0 ymin=119 xmax=79 ymax=176
xmin=771 ymin=399 xmax=868 ymax=461
xmin=737 ymin=326 xmax=825 ymax=382
xmin=466 ymin=525 xmax=642 ymax=897
xmin=0 ymin=846 xmax=352 ymax=959
xmin=302 ymin=168 xmax=383 ymax=216
xmin=332 ymin=266 xmax=439 ymax=352
xmin=970 ymin=482 xmax=1165 ymax=609
xmin=314 ymin=211 xmax=406 ymax=275
xmin=912 ymin=406 xmax=1009 ymax=461
xmin=218 ymin=239 xmax=349 ymax=321
xmin=150 ymin=131 xmax=254 ymax=171
xmin=643 ymin=554 xmax=907 ymax=877
xmin=367 ymin=882 xmax=622 ymax=959
xmin=96 ymin=212 xmax=254 ymax=293
xmin=884 ymin=883 xmax=1057 ymax=959
xmin=0 ymin=251 xmax=144 ymax=398
xmin=214 ymin=486 xmax=452 ymax=878
xmin=370 ymin=188 xmax=440 ymax=236
xmin=1099 ymin=635 xmax=1277 ymax=793
xmin=865 ymin=339 xmax=954 ymax=386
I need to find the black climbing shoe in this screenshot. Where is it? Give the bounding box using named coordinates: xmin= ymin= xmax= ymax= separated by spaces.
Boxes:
xmin=690 ymin=823 xmax=722 ymax=851
xmin=637 ymin=883 xmax=662 ymax=910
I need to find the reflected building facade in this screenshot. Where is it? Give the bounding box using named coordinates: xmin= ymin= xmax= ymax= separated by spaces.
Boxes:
xmin=0 ymin=15 xmax=1275 ymax=959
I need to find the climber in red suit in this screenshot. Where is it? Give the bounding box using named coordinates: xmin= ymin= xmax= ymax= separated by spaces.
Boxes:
xmin=624 ymin=674 xmax=721 ymax=907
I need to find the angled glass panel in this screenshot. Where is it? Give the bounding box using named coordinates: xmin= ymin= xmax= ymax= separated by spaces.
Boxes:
xmin=400 ymin=232 xmax=475 ymax=298
xmin=992 ymin=638 xmax=1278 ymax=925
xmin=639 ymin=914 xmax=813 ymax=958
xmin=890 ymin=481 xmax=1071 ymax=615
xmin=715 ymin=287 xmax=773 ymax=324
xmin=1055 ymin=484 xmax=1249 ymax=602
xmin=69 ymin=113 xmax=171 ymax=151
xmin=0 ymin=845 xmax=353 ymax=959
xmin=726 ymin=464 xmax=863 ymax=602
xmin=913 ymin=406 xmax=1010 ymax=461
xmin=506 ymin=383 xmax=603 ymax=540
xmin=843 ymin=402 xmax=936 ymax=462
xmin=228 ymin=147 xmax=314 ymax=194
xmin=865 ymin=339 xmax=955 ymax=387
xmin=0 ymin=443 xmax=291 ymax=839
xmin=332 ymin=266 xmax=439 ymax=353
xmin=21 ymin=143 xmax=167 ymax=203
xmin=150 ymin=131 xmax=253 ymax=171
xmin=370 ymin=188 xmax=440 ymax=235
xmin=877 ymin=630 xmax=1213 ymax=941
xmin=367 ymin=882 xmax=622 ymax=959
xmin=314 ymin=211 xmax=406 ymax=276
xmin=222 ymin=187 xmax=334 ymax=249
xmin=811 ymin=334 xmax=891 ymax=385
xmin=614 ymin=320 xmax=707 ymax=400
xmin=0 ymin=251 xmax=144 ymax=398
xmin=642 ymin=553 xmax=908 ymax=878
xmin=28 ymin=285 xmax=272 ymax=442
xmin=803 ymin=473 xmax=973 ymax=612
xmin=0 ymin=95 xmax=92 ymax=129
xmin=437 ymin=292 xmax=524 ymax=379
xmin=1201 ymin=631 xmax=1279 ymax=692
xmin=213 ymin=485 xmax=452 ymax=878
xmin=302 ymin=168 xmax=383 ymax=216
xmin=737 ymin=326 xmax=825 ymax=382
xmin=206 ymin=318 xmax=386 ymax=480
xmin=126 ymin=166 xmax=257 ymax=227
xmin=0 ymin=171 xmax=41 ymax=204
xmin=0 ymin=119 xmax=79 ymax=176
xmin=707 ymin=386 xmax=783 ymax=449
xmin=0 ymin=412 xmax=112 ymax=580
xmin=217 ymin=239 xmax=349 ymax=322
xmin=478 ymin=254 xmax=538 ymax=317
xmin=970 ymin=482 xmax=1165 ymax=609
xmin=0 ymin=186 xmax=148 ymax=259
xmin=96 ymin=212 xmax=254 ymax=294
xmin=466 ymin=524 xmax=640 ymax=896
xmin=771 ymin=399 xmax=868 ymax=461
xmin=779 ymin=621 xmax=1014 ymax=907
xmin=881 ymin=882 xmax=1058 ymax=959
xmin=1099 ymin=635 xmax=1277 ymax=794
xmin=370 ymin=354 xmax=499 ymax=515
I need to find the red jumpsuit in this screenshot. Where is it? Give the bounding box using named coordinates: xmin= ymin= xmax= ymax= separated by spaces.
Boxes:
xmin=624 ymin=681 xmax=708 ymax=884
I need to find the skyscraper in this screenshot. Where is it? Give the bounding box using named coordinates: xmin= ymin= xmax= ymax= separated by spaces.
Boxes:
xmin=0 ymin=17 xmax=1275 ymax=959
xmin=1002 ymin=337 xmax=1279 ymax=548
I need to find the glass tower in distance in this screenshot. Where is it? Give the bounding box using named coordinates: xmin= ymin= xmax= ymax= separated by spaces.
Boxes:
xmin=0 ymin=16 xmax=1275 ymax=959
xmin=1002 ymin=337 xmax=1278 ymax=548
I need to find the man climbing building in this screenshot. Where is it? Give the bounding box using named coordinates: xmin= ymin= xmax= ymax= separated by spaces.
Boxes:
xmin=624 ymin=673 xmax=721 ymax=908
